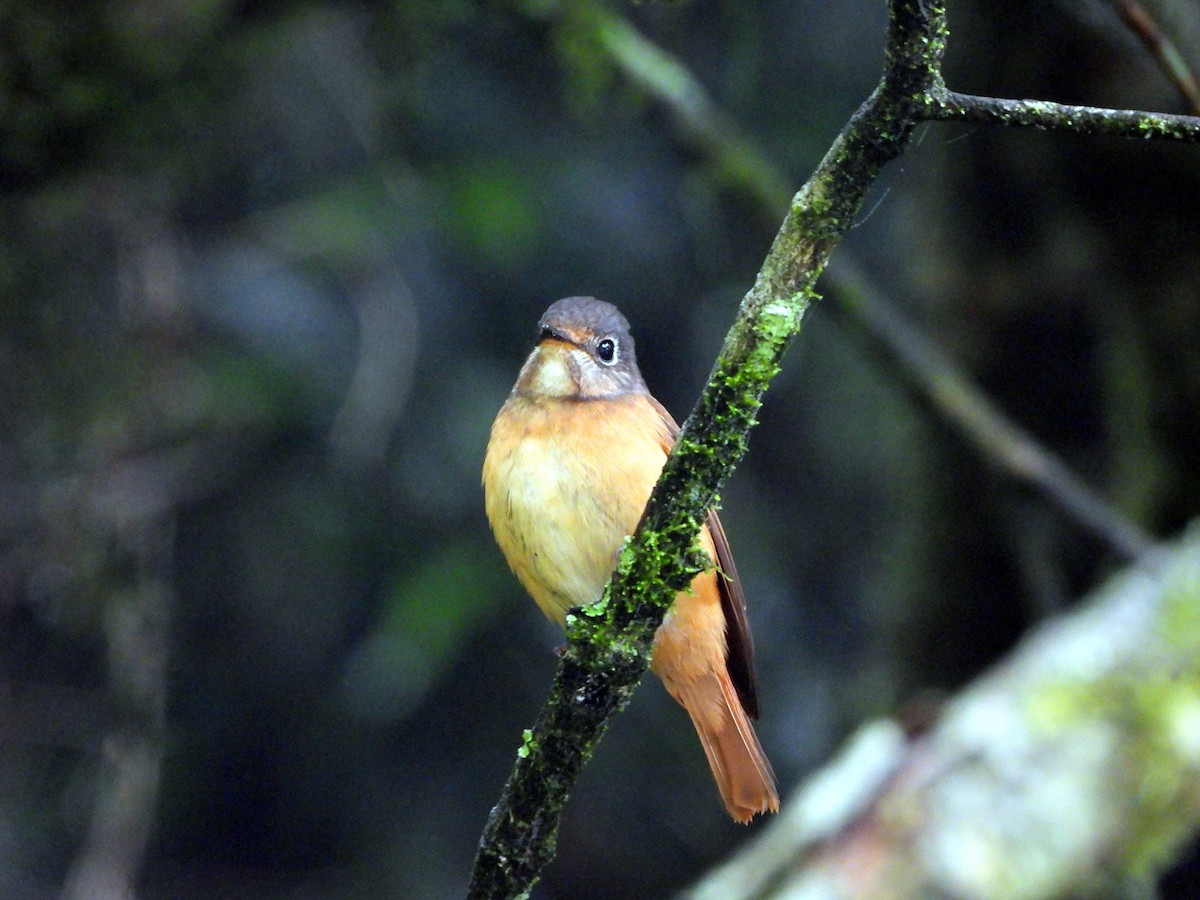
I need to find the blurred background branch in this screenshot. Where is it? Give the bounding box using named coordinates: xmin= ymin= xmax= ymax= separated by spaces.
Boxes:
xmin=61 ymin=520 xmax=170 ymax=900
xmin=825 ymin=257 xmax=1157 ymax=562
xmin=1110 ymin=0 xmax=1200 ymax=114
xmin=689 ymin=524 xmax=1200 ymax=899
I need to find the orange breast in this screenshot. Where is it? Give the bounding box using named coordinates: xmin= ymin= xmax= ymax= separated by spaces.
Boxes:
xmin=483 ymin=393 xmax=669 ymax=623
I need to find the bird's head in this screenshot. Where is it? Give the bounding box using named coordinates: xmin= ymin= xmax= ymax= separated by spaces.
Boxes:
xmin=514 ymin=296 xmax=647 ymax=400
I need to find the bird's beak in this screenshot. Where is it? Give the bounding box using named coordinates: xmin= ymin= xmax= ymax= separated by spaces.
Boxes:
xmin=516 ymin=338 xmax=585 ymax=398
xmin=537 ymin=324 xmax=579 ymax=351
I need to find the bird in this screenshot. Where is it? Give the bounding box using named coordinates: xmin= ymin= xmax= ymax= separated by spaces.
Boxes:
xmin=482 ymin=296 xmax=778 ymax=823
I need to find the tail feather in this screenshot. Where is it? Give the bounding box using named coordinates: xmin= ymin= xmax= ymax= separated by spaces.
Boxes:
xmin=673 ymin=671 xmax=779 ymax=824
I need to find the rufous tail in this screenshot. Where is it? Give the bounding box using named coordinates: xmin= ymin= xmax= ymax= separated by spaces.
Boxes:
xmin=670 ymin=670 xmax=779 ymax=824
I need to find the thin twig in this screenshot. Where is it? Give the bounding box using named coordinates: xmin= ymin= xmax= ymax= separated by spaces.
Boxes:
xmin=583 ymin=3 xmax=791 ymax=216
xmin=927 ymin=85 xmax=1200 ymax=141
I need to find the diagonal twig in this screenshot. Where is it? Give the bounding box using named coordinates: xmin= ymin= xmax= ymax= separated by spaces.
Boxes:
xmin=1111 ymin=0 xmax=1200 ymax=115
xmin=825 ymin=257 xmax=1157 ymax=561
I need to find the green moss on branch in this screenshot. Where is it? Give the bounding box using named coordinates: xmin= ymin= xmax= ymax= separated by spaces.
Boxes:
xmin=469 ymin=4 xmax=953 ymax=898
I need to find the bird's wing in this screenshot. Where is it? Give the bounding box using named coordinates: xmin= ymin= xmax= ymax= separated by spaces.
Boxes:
xmin=646 ymin=394 xmax=760 ymax=719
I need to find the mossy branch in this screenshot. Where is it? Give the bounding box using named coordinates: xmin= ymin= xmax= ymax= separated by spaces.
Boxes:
xmin=469 ymin=0 xmax=1200 ymax=896
xmin=468 ymin=3 xmax=946 ymax=897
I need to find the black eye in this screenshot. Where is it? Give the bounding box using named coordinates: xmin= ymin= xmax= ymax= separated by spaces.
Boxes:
xmin=596 ymin=338 xmax=617 ymax=364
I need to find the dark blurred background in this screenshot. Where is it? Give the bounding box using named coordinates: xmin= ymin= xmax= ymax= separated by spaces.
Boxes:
xmin=2 ymin=0 xmax=1199 ymax=897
